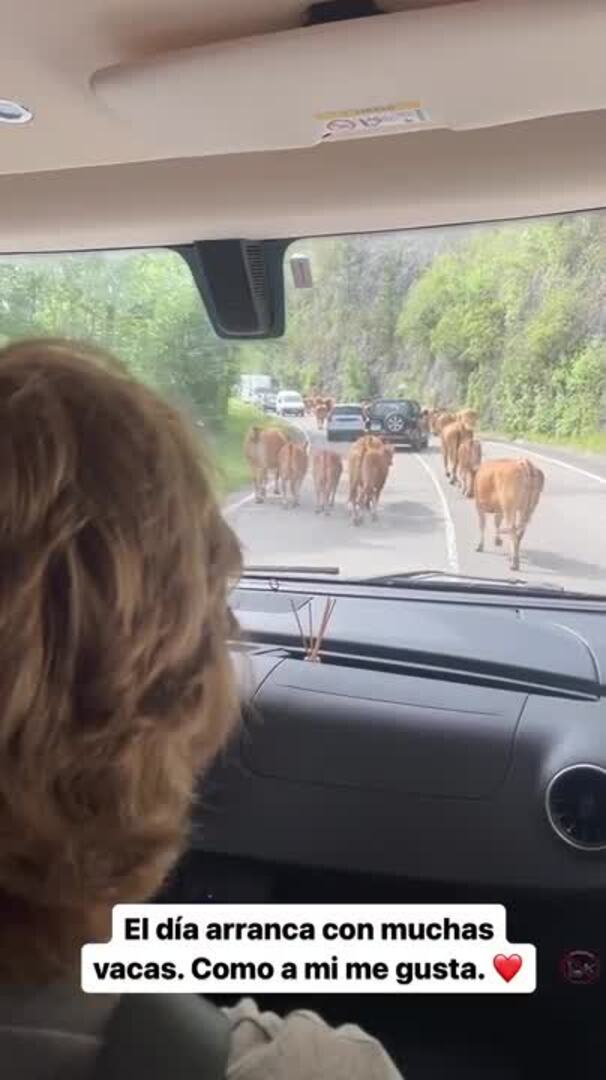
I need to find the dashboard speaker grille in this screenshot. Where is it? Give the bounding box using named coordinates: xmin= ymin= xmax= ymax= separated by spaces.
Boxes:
xmin=546 ymin=764 xmax=606 ymax=851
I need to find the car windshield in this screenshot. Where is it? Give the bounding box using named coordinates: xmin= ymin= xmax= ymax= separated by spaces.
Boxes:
xmin=2 ymin=210 xmax=606 ymax=597
xmin=370 ymin=401 xmax=417 ymax=418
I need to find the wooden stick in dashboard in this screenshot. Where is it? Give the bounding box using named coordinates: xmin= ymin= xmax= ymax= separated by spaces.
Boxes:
xmin=307 ymin=598 xmax=337 ymax=663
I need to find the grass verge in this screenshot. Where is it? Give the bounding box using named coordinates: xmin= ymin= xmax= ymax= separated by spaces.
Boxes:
xmin=481 ymin=429 xmax=606 ymax=458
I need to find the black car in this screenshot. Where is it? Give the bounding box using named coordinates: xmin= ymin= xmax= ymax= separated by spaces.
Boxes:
xmin=364 ymin=398 xmax=428 ymax=448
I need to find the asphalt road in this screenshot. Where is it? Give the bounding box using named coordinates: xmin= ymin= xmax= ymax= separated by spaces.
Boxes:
xmin=225 ymin=418 xmax=606 ymax=595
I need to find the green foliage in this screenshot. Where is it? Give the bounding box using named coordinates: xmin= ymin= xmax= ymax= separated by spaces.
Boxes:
xmin=396 ymin=215 xmax=606 ymax=439
xmin=0 ymin=251 xmax=238 ymax=424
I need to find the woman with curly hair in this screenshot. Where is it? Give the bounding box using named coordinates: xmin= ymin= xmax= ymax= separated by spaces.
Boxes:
xmin=0 ymin=339 xmax=401 ymax=1080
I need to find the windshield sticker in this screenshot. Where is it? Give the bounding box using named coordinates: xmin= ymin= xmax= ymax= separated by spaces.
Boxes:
xmin=315 ymin=102 xmax=432 ymax=142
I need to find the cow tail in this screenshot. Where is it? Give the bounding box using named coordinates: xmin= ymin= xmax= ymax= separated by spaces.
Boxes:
xmin=517 ymin=459 xmax=536 ymax=527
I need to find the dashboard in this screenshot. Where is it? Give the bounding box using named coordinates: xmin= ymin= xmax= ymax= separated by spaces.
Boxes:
xmin=159 ymin=579 xmax=606 ymax=1072
xmin=196 ymin=580 xmax=606 ymax=893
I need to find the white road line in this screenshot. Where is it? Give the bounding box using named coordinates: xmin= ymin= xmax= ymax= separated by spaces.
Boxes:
xmin=414 ymin=453 xmax=460 ymax=573
xmin=486 ymin=441 xmax=606 ymax=486
xmin=224 ymin=492 xmax=254 ymax=515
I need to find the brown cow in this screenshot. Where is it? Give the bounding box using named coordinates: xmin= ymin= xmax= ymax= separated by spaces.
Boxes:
xmin=457 ymin=408 xmax=479 ymax=429
xmin=360 ymin=444 xmax=394 ymax=521
xmin=278 ymin=440 xmax=308 ymax=508
xmin=431 ymin=409 xmax=457 ymax=435
xmin=474 ymin=458 xmax=545 ymax=571
xmin=243 ymin=425 xmax=287 ymax=502
xmin=349 ymin=438 xmax=392 ymax=524
xmin=457 ymin=438 xmax=482 ymax=497
xmin=351 ymin=434 xmax=383 ymax=451
xmin=312 ymin=449 xmax=343 ymax=514
xmin=315 ymin=402 xmax=328 ymax=430
xmin=441 ymin=420 xmax=473 ymax=484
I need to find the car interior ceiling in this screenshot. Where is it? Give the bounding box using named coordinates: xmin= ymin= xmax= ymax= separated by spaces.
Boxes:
xmin=3 ymin=0 xmax=606 ymax=1078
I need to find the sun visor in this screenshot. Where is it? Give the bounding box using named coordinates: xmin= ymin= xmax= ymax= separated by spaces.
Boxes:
xmin=90 ymin=0 xmax=606 ymax=159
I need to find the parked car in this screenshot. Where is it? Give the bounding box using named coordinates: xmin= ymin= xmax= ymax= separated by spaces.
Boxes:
xmin=326 ymin=402 xmax=366 ymax=442
xmin=364 ymin=398 xmax=428 ymax=449
xmin=276 ymin=390 xmax=305 ymax=417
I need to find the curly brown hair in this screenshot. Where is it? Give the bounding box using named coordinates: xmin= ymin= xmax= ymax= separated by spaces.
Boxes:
xmin=0 ymin=338 xmax=242 ymax=980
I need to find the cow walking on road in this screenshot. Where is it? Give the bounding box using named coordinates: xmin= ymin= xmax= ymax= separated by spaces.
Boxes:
xmin=312 ymin=449 xmax=343 ymax=515
xmin=360 ymin=444 xmax=394 ymax=521
xmin=457 ymin=438 xmax=482 ymax=497
xmin=348 ymin=436 xmax=393 ymax=525
xmin=441 ymin=420 xmax=473 ymax=485
xmin=278 ymin=440 xmax=308 ymax=508
xmin=474 ymin=458 xmax=545 ymax=571
xmin=314 ymin=402 xmax=328 ymax=430
xmin=243 ymin=425 xmax=287 ymax=503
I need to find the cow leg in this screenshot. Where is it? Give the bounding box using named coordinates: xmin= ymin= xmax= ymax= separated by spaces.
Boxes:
xmin=494 ymin=512 xmax=503 ymax=547
xmin=510 ymin=529 xmax=522 ymax=572
xmin=511 ymin=513 xmax=527 ymax=572
xmin=273 ymin=468 xmax=280 ymax=496
xmin=255 ymin=467 xmax=266 ymax=503
xmin=476 ymin=507 xmax=486 ymax=552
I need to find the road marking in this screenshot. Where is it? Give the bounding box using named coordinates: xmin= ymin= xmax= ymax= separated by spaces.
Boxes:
xmin=486 ymin=441 xmax=606 ymax=486
xmin=224 ymin=492 xmax=254 ymax=515
xmin=414 ymin=453 xmax=460 ymax=573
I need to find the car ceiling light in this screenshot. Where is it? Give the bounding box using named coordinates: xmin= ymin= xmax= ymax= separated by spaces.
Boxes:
xmin=0 ymin=100 xmax=33 ymax=125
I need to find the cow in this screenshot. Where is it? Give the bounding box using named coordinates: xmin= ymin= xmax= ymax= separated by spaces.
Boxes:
xmin=359 ymin=444 xmax=395 ymax=521
xmin=277 ymin=440 xmax=308 ymax=508
xmin=457 ymin=408 xmax=479 ymax=429
xmin=431 ymin=409 xmax=457 ymax=435
xmin=312 ymin=449 xmax=343 ymax=514
xmin=457 ymin=438 xmax=482 ymax=497
xmin=441 ymin=420 xmax=473 ymax=484
xmin=474 ymin=458 xmax=545 ymax=571
xmin=348 ymin=437 xmax=392 ymax=524
xmin=420 ymin=409 xmax=431 ymax=437
xmin=314 ymin=401 xmax=328 ymax=430
xmin=243 ymin=425 xmax=287 ymax=502
xmin=303 ymin=396 xmax=314 ymax=415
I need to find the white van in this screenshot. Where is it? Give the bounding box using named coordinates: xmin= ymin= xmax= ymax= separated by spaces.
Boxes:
xmin=276 ymin=391 xmax=304 ymax=417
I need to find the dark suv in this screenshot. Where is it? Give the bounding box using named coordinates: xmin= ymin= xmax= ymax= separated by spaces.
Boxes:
xmin=364 ymin=398 xmax=428 ymax=449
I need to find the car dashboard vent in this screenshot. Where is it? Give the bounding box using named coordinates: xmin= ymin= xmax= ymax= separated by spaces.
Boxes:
xmin=546 ymin=764 xmax=606 ymax=851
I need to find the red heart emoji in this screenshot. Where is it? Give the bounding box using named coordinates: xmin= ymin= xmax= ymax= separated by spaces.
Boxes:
xmin=493 ymin=953 xmax=523 ymax=982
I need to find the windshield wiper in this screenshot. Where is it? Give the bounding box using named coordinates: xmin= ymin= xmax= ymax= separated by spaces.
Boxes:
xmin=243 ymin=565 xmax=340 ymax=576
xmin=356 ymin=570 xmax=566 ymax=593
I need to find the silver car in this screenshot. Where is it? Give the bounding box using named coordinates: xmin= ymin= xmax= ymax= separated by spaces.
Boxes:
xmin=326 ymin=403 xmax=365 ymax=442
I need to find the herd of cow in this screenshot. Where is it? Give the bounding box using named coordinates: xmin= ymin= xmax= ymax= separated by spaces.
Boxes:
xmin=243 ymin=424 xmax=393 ymax=523
xmin=243 ymin=404 xmax=545 ymax=572
xmin=303 ymin=396 xmax=335 ymax=429
xmin=428 ymin=407 xmax=545 ymax=571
